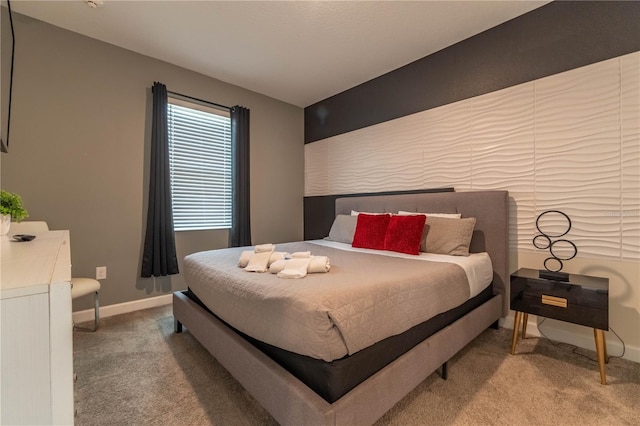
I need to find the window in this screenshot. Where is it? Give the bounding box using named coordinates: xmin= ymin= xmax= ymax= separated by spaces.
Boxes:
xmin=167 ymin=97 xmax=232 ymax=231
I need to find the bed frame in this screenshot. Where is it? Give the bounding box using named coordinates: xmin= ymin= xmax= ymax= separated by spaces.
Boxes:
xmin=173 ymin=190 xmax=509 ymax=425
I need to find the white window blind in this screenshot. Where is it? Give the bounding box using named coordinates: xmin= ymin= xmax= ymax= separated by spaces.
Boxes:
xmin=168 ymin=99 xmax=232 ymax=231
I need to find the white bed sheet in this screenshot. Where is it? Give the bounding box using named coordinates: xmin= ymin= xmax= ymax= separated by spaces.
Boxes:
xmin=310 ymin=240 xmax=493 ymax=298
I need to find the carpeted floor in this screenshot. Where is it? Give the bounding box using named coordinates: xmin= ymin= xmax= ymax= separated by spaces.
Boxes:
xmin=73 ymin=305 xmax=639 ymax=425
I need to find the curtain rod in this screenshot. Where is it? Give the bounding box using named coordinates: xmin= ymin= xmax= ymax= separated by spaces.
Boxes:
xmin=167 ymin=90 xmax=231 ymax=111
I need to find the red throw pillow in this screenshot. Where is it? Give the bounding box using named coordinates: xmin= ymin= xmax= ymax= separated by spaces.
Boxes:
xmin=384 ymin=214 xmax=427 ymax=255
xmin=352 ymin=213 xmax=391 ymax=250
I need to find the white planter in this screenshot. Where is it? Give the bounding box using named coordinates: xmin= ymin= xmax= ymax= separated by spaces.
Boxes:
xmin=1 ymin=214 xmax=10 ymax=236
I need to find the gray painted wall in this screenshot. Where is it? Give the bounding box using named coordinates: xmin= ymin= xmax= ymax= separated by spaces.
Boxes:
xmin=1 ymin=12 xmax=304 ymax=310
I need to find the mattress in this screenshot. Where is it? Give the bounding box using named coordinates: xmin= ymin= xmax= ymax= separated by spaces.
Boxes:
xmin=183 ymin=241 xmax=493 ymax=362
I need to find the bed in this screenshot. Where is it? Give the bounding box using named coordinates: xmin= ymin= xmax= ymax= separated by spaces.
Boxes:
xmin=173 ymin=190 xmax=509 ymax=425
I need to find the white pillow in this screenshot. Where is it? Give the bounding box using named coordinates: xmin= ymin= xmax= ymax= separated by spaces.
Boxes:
xmin=351 ymin=210 xmax=388 ymax=216
xmin=397 ymin=210 xmax=461 ymax=219
xmin=325 ymin=215 xmax=357 ymax=244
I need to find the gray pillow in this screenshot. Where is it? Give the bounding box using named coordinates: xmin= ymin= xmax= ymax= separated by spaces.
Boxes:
xmin=423 ymin=216 xmax=476 ymax=256
xmin=325 ymin=214 xmax=357 ymax=244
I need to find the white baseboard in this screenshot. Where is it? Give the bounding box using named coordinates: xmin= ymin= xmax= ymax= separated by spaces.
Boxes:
xmin=500 ymin=311 xmax=639 ymax=364
xmin=73 ymin=294 xmax=173 ymax=324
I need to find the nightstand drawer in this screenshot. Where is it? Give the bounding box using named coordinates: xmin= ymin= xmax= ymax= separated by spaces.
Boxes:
xmin=513 ymin=293 xmax=608 ymax=329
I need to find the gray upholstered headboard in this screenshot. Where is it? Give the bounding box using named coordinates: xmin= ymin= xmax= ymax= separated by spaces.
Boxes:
xmin=335 ymin=190 xmax=509 ymax=316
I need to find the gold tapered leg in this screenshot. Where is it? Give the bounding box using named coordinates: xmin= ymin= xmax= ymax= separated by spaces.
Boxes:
xmin=511 ymin=311 xmax=523 ymax=355
xmin=522 ymin=313 xmax=529 ymax=339
xmin=594 ymin=328 xmax=607 ymax=385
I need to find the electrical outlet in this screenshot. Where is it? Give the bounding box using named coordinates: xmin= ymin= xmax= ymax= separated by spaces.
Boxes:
xmin=96 ymin=266 xmax=107 ymax=280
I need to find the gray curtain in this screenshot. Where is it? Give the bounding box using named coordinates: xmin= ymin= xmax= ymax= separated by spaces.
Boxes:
xmin=141 ymin=82 xmax=179 ymax=277
xmin=229 ymin=106 xmax=251 ymax=247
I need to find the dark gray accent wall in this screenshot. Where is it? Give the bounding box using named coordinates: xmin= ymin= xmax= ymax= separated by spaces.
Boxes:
xmin=304 ymin=1 xmax=640 ymax=143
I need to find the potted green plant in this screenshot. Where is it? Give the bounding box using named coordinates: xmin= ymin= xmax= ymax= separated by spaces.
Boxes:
xmin=1 ymin=190 xmax=29 ymax=236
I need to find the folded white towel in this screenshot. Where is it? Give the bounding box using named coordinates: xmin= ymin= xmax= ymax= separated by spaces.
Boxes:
xmin=277 ymin=258 xmax=312 ymax=279
xmin=309 ymin=256 xmax=331 ymax=273
xmin=239 ymin=249 xmax=287 ymax=268
xmin=291 ymin=251 xmax=311 ymax=258
xmin=238 ymin=250 xmax=254 ymax=268
xmin=244 ymin=246 xmax=275 ymax=273
xmin=245 ymin=251 xmax=272 ymax=272
xmin=269 ymin=256 xmax=331 ymax=275
xmin=255 ymin=243 xmax=275 ymax=253
xmin=268 ymin=259 xmax=287 ymax=274
xmin=269 ymin=251 xmax=287 ymax=264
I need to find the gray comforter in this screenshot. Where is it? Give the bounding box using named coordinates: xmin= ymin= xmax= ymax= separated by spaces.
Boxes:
xmin=184 ymin=242 xmax=470 ymax=362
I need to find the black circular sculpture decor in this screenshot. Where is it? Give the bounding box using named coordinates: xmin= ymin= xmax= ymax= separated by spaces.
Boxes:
xmin=532 ymin=210 xmax=577 ymax=281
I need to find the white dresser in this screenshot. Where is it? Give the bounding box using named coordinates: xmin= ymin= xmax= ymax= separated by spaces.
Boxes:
xmin=1 ymin=230 xmax=75 ymax=425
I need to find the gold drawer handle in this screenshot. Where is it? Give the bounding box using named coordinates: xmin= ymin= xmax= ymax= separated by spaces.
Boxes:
xmin=541 ymin=294 xmax=567 ymax=308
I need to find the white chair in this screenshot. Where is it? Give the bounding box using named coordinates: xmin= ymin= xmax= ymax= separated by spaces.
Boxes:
xmin=70 ymin=278 xmax=100 ymax=331
xmin=10 ymin=221 xmax=101 ymax=331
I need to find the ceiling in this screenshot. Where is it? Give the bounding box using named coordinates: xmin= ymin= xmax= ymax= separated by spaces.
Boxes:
xmin=8 ymin=0 xmax=549 ymax=107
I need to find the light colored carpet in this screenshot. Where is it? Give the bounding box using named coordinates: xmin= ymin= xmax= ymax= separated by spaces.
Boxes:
xmin=73 ymin=305 xmax=639 ymax=425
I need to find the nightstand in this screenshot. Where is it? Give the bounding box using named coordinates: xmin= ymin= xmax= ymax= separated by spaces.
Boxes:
xmin=509 ymin=267 xmax=609 ymax=384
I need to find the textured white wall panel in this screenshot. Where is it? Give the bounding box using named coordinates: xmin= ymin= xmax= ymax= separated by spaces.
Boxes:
xmin=469 ymin=83 xmax=536 ymax=252
xmin=534 ymin=59 xmax=620 ymax=195
xmin=421 ymin=101 xmax=473 ymax=189
xmin=533 ymin=59 xmax=622 ymax=259
xmin=621 ymin=53 xmax=640 ymax=260
xmin=535 ymin=193 xmax=622 ymax=259
xmin=304 ymin=140 xmax=328 ymax=196
xmin=379 ymin=113 xmax=426 ymax=192
xmin=350 ymin=123 xmax=396 ymax=193
xmin=470 ymin=84 xmax=535 ymax=192
xmin=304 ymin=52 xmax=640 ymax=260
xmin=328 ymin=136 xmax=356 ymax=195
xmin=509 ymin=191 xmax=536 ymax=252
